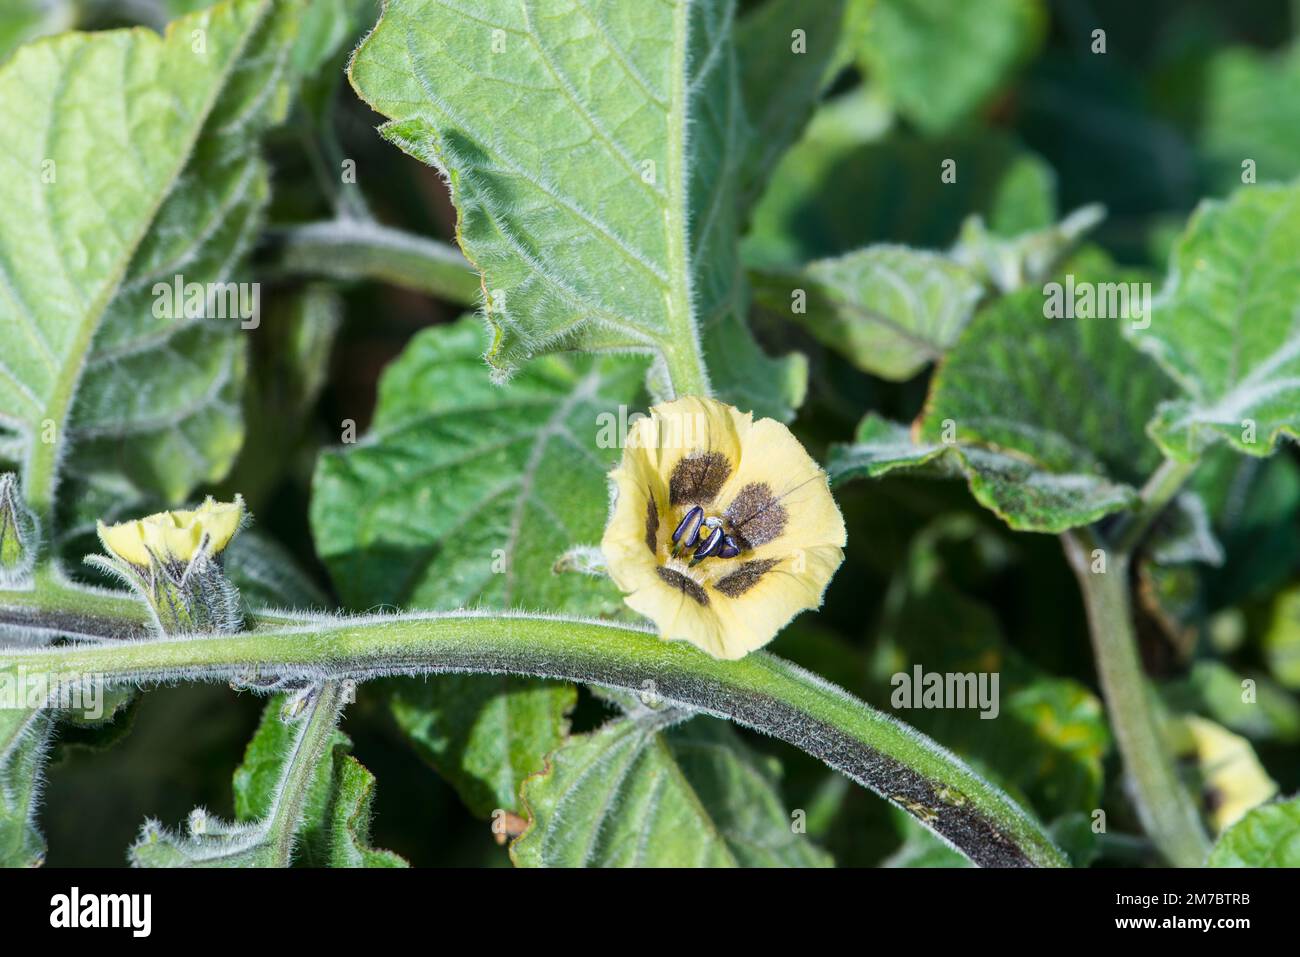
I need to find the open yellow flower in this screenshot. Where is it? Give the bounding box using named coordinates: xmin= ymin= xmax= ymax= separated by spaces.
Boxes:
xmin=602 ymin=397 xmax=845 ymax=660
xmin=97 ymin=496 xmax=245 ymax=569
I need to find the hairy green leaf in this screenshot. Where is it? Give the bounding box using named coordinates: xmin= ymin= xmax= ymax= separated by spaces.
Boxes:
xmin=512 ymin=711 xmax=831 ymax=867
xmin=752 ymin=205 xmax=1100 ymax=381
xmin=388 ymin=677 xmax=578 ymax=820
xmin=312 ymin=317 xmax=641 ymax=616
xmin=1131 ymin=181 xmax=1300 ymax=460
xmin=312 ymin=317 xmax=642 ymax=816
xmin=756 ymin=246 xmax=983 ymax=381
xmin=1208 ymin=793 xmax=1300 ymax=866
xmin=828 ymin=414 xmax=1139 ymax=532
xmin=133 ymin=682 xmax=403 ymax=867
xmin=829 ymin=258 xmax=1176 ymax=531
xmin=0 ymin=0 xmax=304 ymax=536
xmin=0 ymin=707 xmax=50 ymax=866
xmin=232 ymin=691 xmax=405 ymax=867
xmin=348 ymin=0 xmax=802 ymax=417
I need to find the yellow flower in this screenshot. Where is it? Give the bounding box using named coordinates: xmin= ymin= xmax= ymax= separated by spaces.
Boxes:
xmin=1175 ymin=716 xmax=1278 ymax=833
xmin=601 ymin=397 xmax=845 ymax=660
xmin=97 ymin=496 xmax=245 ymax=568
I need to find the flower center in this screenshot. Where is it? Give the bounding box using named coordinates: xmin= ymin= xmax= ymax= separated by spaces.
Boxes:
xmin=670 ymin=505 xmax=741 ymax=565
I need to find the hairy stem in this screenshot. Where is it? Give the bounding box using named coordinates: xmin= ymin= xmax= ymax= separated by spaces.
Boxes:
xmin=1062 ymin=529 xmax=1210 ymax=867
xmin=260 ymin=219 xmax=482 ymax=305
xmin=660 ymin=340 xmax=713 ymax=398
xmin=266 ymin=681 xmax=347 ymax=866
xmin=1113 ymin=457 xmax=1199 ymax=555
xmin=0 ymin=594 xmax=1065 ymax=867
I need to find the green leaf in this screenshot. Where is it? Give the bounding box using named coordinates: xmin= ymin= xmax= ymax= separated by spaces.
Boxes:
xmin=224 ymin=530 xmax=330 ymax=610
xmin=1208 ymin=793 xmax=1300 ymax=867
xmin=0 ymin=707 xmax=49 ymax=867
xmin=388 ymin=678 xmax=577 ymax=820
xmin=312 ymin=317 xmax=642 ymax=616
xmin=1264 ymin=585 xmax=1300 ymax=691
xmin=855 ymin=0 xmax=1044 ymax=136
xmin=1196 ymin=451 xmax=1300 ymax=608
xmin=752 ymin=205 xmax=1101 ymax=381
xmin=289 ymin=0 xmax=374 ymax=80
xmin=348 ymin=0 xmax=802 ymax=418
xmin=829 ymin=413 xmax=1138 ymax=532
xmin=829 ymin=258 xmax=1177 ymax=532
xmin=232 ymin=691 xmax=404 ymax=867
xmin=1164 ymin=661 xmax=1300 ymax=744
xmin=133 ymin=682 xmax=404 ymax=867
xmin=0 ymin=0 xmax=74 ymax=63
xmin=1198 ymin=43 xmax=1300 ymax=195
xmin=1131 ymin=181 xmax=1300 ymax=460
xmin=736 ymin=0 xmax=847 ymax=209
xmin=323 ymin=744 xmax=407 ymax=867
xmin=311 ymin=317 xmax=643 ymax=816
xmin=755 ymin=246 xmax=984 ymax=381
xmin=217 ymin=284 xmax=341 ymax=508
xmin=743 ymin=90 xmax=1057 ymax=265
xmin=949 ymin=204 xmax=1104 ymax=294
xmin=869 ymin=518 xmax=1110 ymax=820
xmin=512 ymin=711 xmax=831 ymax=867
xmin=0 ymin=0 xmax=304 ymax=533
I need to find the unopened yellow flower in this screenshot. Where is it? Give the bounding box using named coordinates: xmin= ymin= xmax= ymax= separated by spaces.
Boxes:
xmin=97 ymin=496 xmax=245 ymax=568
xmin=601 ymin=397 xmax=845 ymax=660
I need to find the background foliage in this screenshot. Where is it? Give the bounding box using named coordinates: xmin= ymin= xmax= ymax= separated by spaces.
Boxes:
xmin=2 ymin=0 xmax=1299 ymax=867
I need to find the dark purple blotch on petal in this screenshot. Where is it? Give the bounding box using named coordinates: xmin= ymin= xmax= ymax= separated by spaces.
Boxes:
xmin=645 ymin=495 xmax=660 ymax=554
xmin=714 ymin=559 xmax=780 ymax=598
xmin=669 ymin=452 xmax=730 ymax=506
xmin=723 ymin=483 xmax=788 ymax=549
xmin=656 ymin=566 xmax=709 ymax=606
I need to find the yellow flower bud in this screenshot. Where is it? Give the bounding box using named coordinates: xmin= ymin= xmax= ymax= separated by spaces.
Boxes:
xmin=96 ymin=496 xmax=245 ymax=568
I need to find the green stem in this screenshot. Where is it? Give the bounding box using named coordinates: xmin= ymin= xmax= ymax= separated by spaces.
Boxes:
xmin=1062 ymin=529 xmax=1210 ymax=867
xmin=266 ymin=680 xmax=347 ymax=866
xmin=0 ymin=593 xmax=1065 ymax=867
xmin=660 ymin=340 xmax=713 ymax=398
xmin=1114 ymin=457 xmax=1199 ymax=555
xmin=260 ymin=220 xmax=482 ymax=305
